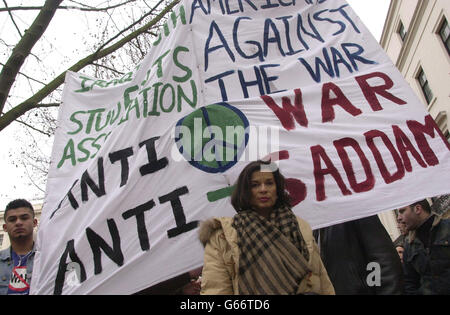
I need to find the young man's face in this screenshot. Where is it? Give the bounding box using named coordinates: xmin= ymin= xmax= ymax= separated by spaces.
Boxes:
xmin=397 ymin=205 xmax=421 ymax=231
xmin=3 ymin=207 xmax=37 ymax=241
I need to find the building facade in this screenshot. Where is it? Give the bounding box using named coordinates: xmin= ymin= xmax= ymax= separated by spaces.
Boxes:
xmin=379 ymin=0 xmax=450 ymax=238
xmin=380 ymin=0 xmax=450 ymax=138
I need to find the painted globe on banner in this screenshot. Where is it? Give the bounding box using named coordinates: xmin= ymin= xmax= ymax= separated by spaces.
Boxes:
xmin=175 ymin=103 xmax=250 ymax=173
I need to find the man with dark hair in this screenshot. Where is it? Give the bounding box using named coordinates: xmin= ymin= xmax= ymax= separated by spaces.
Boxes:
xmin=398 ymin=198 xmax=450 ymax=295
xmin=0 ymin=199 xmax=37 ymax=295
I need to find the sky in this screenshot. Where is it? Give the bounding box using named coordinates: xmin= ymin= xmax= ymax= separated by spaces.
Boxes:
xmin=0 ymin=0 xmax=392 ymax=210
xmin=347 ymin=0 xmax=391 ymax=40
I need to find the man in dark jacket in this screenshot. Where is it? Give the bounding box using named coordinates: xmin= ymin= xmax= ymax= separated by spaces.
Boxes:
xmin=314 ymin=215 xmax=403 ymax=295
xmin=398 ymin=199 xmax=450 ymax=295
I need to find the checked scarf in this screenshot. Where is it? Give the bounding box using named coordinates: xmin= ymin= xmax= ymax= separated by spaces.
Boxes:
xmin=232 ymin=207 xmax=311 ymax=295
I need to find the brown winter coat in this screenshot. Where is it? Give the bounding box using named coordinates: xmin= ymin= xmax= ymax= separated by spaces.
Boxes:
xmin=198 ymin=216 xmax=335 ymax=295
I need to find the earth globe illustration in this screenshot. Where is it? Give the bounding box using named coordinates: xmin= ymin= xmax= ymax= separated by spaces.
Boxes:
xmin=175 ymin=102 xmax=250 ymax=173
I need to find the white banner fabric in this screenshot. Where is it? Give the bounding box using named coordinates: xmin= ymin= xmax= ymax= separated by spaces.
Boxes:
xmin=31 ymin=0 xmax=450 ymax=294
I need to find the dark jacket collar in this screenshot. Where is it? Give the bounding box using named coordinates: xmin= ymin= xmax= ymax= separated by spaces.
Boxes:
xmin=408 ymin=213 xmax=443 ymax=244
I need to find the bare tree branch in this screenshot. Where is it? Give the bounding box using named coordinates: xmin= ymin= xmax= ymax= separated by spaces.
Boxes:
xmin=0 ymin=0 xmax=180 ymax=132
xmin=0 ymin=62 xmax=48 ymax=86
xmin=91 ymin=62 xmax=125 ymax=75
xmin=37 ymin=103 xmax=60 ymax=108
xmin=16 ymin=118 xmax=53 ymax=137
xmin=0 ymin=0 xmax=141 ymax=13
xmin=67 ymin=0 xmax=95 ymax=10
xmin=0 ymin=0 xmax=63 ymax=115
xmin=94 ymin=0 xmax=166 ymax=54
xmin=0 ymin=37 xmax=14 ymax=47
xmin=0 ymin=6 xmax=56 ymax=12
xmin=2 ymin=0 xmax=23 ymax=37
xmin=20 ymin=159 xmax=47 ymax=193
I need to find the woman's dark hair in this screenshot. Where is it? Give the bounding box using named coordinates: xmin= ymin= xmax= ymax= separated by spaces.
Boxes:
xmin=231 ymin=160 xmax=291 ymax=212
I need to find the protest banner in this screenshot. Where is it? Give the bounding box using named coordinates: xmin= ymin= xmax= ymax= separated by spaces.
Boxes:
xmin=31 ymin=0 xmax=450 ymax=294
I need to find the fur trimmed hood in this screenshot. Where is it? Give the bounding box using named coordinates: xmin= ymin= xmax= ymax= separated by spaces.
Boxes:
xmin=198 ymin=218 xmax=222 ymax=247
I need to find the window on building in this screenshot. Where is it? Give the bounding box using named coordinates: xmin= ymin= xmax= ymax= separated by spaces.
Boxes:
xmin=417 ymin=68 xmax=434 ymax=104
xmin=398 ymin=21 xmax=407 ymax=42
xmin=439 ymin=18 xmax=450 ymax=55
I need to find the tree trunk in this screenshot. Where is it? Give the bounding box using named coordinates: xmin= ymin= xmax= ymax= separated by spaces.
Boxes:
xmin=0 ymin=0 xmax=63 ymax=115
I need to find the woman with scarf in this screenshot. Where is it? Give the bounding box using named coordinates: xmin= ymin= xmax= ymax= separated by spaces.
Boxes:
xmin=199 ymin=160 xmax=335 ymax=295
